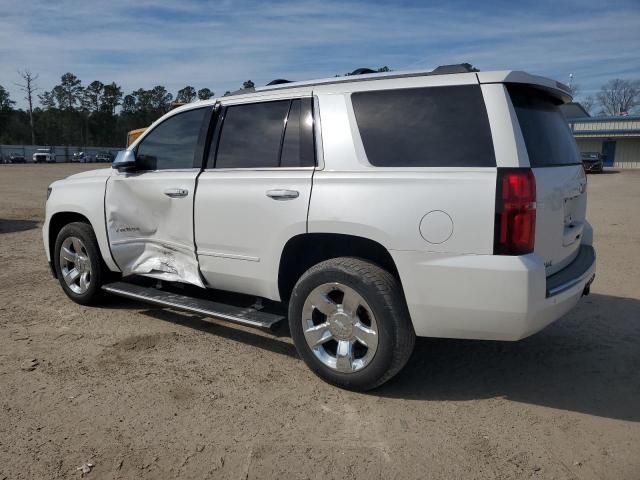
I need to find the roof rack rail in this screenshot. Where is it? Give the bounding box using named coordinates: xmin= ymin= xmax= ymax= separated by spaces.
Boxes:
xmin=432 ymin=63 xmax=479 ymax=74
xmin=350 ymin=68 xmax=377 ymax=75
xmin=250 ymin=62 xmax=480 ymax=94
xmin=224 ymin=87 xmax=255 ymax=97
xmin=266 ymin=79 xmax=292 ymax=86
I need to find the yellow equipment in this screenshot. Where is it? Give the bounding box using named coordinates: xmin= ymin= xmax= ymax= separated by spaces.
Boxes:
xmin=125 ymin=104 xmax=188 ymax=147
xmin=126 ymin=128 xmax=147 ymax=147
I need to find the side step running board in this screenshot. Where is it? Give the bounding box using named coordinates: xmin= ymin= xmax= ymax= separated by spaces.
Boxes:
xmin=102 ymin=281 xmax=285 ymax=330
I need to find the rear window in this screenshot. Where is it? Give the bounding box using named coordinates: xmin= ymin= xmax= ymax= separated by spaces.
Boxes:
xmin=508 ymin=86 xmax=580 ymax=167
xmin=351 ymin=85 xmax=496 ymax=167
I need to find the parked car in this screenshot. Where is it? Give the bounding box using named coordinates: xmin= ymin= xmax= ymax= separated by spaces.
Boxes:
xmin=2 ymin=153 xmax=26 ymax=164
xmin=95 ymin=151 xmax=114 ymax=163
xmin=71 ymin=152 xmax=87 ymax=163
xmin=43 ymin=65 xmax=596 ymax=390
xmin=581 ymin=152 xmax=604 ymax=173
xmin=33 ymin=148 xmax=56 ymax=163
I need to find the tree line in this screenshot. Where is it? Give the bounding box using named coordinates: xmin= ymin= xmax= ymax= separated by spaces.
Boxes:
xmin=1 ymin=70 xmax=638 ymax=148
xmin=0 ymin=71 xmax=218 ymax=147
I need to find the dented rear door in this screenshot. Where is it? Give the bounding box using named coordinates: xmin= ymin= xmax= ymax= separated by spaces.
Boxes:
xmin=105 ymin=106 xmax=210 ymax=287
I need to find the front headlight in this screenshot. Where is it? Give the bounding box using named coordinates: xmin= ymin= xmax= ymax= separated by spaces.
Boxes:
xmin=47 ymin=186 xmax=52 ymax=200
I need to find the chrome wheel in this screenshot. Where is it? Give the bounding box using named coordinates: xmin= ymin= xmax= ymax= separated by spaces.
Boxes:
xmin=59 ymin=236 xmax=92 ymax=294
xmin=301 ymin=282 xmax=379 ymax=373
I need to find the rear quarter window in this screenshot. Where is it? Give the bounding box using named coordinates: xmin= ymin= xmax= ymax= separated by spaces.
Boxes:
xmin=508 ymin=85 xmax=580 ymax=167
xmin=351 ymin=85 xmax=496 ymax=167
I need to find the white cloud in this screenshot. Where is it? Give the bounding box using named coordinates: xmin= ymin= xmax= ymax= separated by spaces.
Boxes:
xmin=1 ymin=0 xmax=638 ymax=107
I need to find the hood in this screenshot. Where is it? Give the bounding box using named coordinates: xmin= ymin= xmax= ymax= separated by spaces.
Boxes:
xmin=66 ymin=168 xmax=113 ymax=180
xmin=50 ymin=167 xmax=113 ymax=189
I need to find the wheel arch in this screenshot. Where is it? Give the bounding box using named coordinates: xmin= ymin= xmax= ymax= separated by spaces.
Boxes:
xmin=48 ymin=212 xmax=94 ymax=277
xmin=47 ymin=211 xmax=120 ymax=277
xmin=277 ymin=233 xmax=403 ymax=302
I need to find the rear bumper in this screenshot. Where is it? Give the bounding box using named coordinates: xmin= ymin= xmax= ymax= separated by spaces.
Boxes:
xmin=546 ymin=245 xmax=595 ymax=296
xmin=392 ymin=245 xmax=596 ymax=341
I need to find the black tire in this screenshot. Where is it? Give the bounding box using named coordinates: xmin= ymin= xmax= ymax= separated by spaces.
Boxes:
xmin=53 ymin=222 xmax=106 ymax=305
xmin=288 ymin=257 xmax=415 ymax=391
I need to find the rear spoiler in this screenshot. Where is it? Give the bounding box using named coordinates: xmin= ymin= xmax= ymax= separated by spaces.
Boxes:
xmin=477 ymin=71 xmax=572 ymax=104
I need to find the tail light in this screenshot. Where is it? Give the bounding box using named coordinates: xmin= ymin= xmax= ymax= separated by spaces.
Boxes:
xmin=494 ymin=168 xmax=536 ymax=255
xmin=580 ymin=162 xmax=588 ymax=184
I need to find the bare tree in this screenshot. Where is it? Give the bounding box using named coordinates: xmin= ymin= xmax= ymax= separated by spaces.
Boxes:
xmin=597 ymin=79 xmax=640 ymax=115
xmin=15 ymin=70 xmax=39 ymax=145
xmin=581 ymin=95 xmax=595 ymax=114
xmin=567 ymin=82 xmax=581 ymax=99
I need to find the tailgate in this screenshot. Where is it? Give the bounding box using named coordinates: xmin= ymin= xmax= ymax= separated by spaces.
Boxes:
xmin=533 ymin=165 xmax=587 ymax=275
xmin=508 ymin=85 xmax=587 ymax=275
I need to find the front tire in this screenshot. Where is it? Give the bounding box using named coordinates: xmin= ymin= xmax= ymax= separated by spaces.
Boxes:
xmin=288 ymin=257 xmax=415 ymax=391
xmin=53 ymin=222 xmax=106 ymax=305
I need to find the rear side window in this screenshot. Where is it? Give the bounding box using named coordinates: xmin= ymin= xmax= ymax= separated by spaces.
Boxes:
xmin=136 ymin=108 xmax=206 ymax=170
xmin=212 ymin=98 xmax=315 ymax=169
xmin=351 ymin=85 xmax=496 ymax=167
xmin=508 ymin=86 xmax=580 ymax=167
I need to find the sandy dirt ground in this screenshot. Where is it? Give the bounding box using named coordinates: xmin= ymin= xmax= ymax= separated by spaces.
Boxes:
xmin=0 ymin=164 xmax=638 ymax=479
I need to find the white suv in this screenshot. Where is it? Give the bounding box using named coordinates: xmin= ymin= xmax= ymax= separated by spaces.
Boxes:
xmin=33 ymin=148 xmax=56 ymax=163
xmin=43 ymin=64 xmax=596 ymax=390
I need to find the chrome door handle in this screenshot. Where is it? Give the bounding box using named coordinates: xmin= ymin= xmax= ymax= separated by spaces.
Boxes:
xmin=164 ymin=188 xmax=189 ymax=198
xmin=266 ymin=189 xmax=299 ymax=200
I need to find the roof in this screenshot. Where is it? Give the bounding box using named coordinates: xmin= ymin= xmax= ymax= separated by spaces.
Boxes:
xmin=568 ymin=115 xmax=640 ymax=137
xmin=190 ymin=68 xmax=570 ymax=106
xmin=567 ymin=114 xmax=640 ymax=122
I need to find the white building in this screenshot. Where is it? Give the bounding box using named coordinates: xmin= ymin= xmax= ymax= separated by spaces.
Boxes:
xmin=562 ymin=103 xmax=640 ymax=169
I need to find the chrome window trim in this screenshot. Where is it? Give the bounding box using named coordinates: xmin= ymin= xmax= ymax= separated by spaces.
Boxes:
xmin=313 ymin=94 xmax=325 ymax=171
xmin=202 ymin=166 xmax=315 ymax=173
xmin=116 ymin=168 xmax=201 ymax=175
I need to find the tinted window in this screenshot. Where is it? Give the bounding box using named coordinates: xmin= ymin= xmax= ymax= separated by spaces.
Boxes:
xmin=351 ymin=86 xmax=496 ymax=167
xmin=280 ymin=98 xmax=315 ymax=168
xmin=508 ymin=86 xmax=580 ymax=167
xmin=215 ymin=100 xmax=290 ymax=168
xmin=136 ymin=108 xmax=206 ymax=170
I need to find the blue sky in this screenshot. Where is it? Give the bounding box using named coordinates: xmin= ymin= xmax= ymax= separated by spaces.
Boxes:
xmin=1 ymin=0 xmax=639 ymax=108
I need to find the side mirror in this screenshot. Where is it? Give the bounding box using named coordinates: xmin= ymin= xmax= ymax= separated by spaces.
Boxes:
xmin=112 ymin=150 xmax=137 ymax=172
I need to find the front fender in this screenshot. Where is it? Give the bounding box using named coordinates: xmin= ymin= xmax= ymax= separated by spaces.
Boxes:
xmin=44 ymin=175 xmax=119 ymax=272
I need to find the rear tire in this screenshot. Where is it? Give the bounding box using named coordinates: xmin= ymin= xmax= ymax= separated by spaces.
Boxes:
xmin=288 ymin=257 xmax=415 ymax=391
xmin=54 ymin=222 xmax=106 ymax=305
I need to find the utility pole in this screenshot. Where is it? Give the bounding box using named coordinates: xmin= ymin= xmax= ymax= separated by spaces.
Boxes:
xmin=16 ymin=70 xmax=39 ymax=145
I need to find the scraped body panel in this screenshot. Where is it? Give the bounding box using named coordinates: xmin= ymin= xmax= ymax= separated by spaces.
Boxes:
xmin=105 ymin=170 xmax=203 ymax=287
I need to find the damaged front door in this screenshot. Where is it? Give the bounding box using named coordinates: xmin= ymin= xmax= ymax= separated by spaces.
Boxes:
xmin=106 ymin=107 xmax=209 ymax=287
